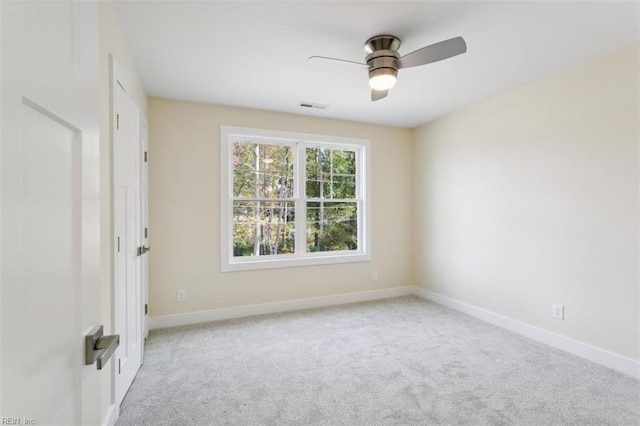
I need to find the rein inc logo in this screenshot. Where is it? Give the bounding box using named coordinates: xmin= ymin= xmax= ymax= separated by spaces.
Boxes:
xmin=1 ymin=418 xmax=35 ymax=425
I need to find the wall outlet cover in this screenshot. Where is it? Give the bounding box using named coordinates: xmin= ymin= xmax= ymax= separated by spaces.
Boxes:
xmin=552 ymin=303 xmax=564 ymax=320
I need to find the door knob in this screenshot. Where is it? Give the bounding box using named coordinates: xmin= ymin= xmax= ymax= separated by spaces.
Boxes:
xmin=85 ymin=325 xmax=119 ymax=370
xmin=137 ymin=246 xmax=151 ymax=256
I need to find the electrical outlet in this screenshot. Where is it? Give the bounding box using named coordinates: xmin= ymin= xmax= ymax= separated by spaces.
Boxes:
xmin=372 ymin=271 xmax=379 ymax=281
xmin=552 ymin=304 xmax=564 ymax=320
xmin=177 ymin=289 xmax=186 ymax=302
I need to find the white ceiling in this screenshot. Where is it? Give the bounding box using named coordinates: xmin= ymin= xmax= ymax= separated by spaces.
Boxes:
xmin=113 ymin=1 xmax=639 ymax=128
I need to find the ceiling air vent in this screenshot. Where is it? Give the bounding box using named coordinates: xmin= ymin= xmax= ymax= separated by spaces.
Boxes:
xmin=299 ymin=101 xmax=328 ymax=110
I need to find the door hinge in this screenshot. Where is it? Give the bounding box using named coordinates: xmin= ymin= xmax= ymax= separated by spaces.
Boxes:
xmin=118 ymin=358 xmax=121 ymax=375
xmin=145 ymin=304 xmax=148 ymax=315
xmin=116 ymin=113 xmax=120 ymax=130
xmin=144 ymin=151 xmax=148 ymax=162
xmin=117 ymin=236 xmax=120 ymax=253
xmin=144 ymin=227 xmax=148 ymax=238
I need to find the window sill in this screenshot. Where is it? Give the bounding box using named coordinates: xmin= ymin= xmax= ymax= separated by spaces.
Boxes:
xmin=221 ymin=251 xmax=371 ymax=272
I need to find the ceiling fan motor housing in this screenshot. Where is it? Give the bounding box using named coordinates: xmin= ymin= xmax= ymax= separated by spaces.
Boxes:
xmin=364 ymin=35 xmax=401 ymax=54
xmin=364 ymin=35 xmax=401 ymax=82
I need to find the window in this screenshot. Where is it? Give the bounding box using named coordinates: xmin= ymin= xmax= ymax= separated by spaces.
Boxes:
xmin=220 ymin=126 xmax=370 ymax=272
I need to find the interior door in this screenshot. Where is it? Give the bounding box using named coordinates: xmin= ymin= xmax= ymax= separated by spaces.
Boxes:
xmin=1 ymin=2 xmax=103 ymax=424
xmin=113 ymin=66 xmax=143 ymax=406
xmin=141 ymin=118 xmax=150 ymax=339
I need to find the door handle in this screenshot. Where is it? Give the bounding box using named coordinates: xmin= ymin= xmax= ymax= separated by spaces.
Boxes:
xmin=137 ymin=246 xmax=151 ymax=256
xmin=85 ymin=325 xmax=119 ymax=370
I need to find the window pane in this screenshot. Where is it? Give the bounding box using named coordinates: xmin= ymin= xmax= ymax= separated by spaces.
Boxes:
xmin=306 ymin=202 xmax=358 ymax=252
xmin=332 ymin=175 xmax=356 ymax=199
xmin=233 ymin=142 xmax=294 ymax=198
xmin=233 ymin=201 xmax=295 ymax=257
xmin=321 ymin=149 xmax=332 ymax=173
xmin=322 ymin=175 xmax=332 ymax=199
xmin=306 ymin=147 xmax=321 ymax=180
xmin=331 ymin=149 xmax=356 ymax=175
xmin=306 ymin=179 xmax=321 ymax=198
xmin=233 ymin=171 xmax=293 ymax=198
xmin=307 ymin=174 xmax=355 ymax=199
xmin=306 ymin=147 xmax=356 ymax=199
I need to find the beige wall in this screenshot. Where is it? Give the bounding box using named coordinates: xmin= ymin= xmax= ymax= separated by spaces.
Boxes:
xmin=99 ymin=1 xmax=147 ymax=422
xmin=413 ymin=45 xmax=639 ymax=359
xmin=148 ymin=98 xmax=414 ymax=316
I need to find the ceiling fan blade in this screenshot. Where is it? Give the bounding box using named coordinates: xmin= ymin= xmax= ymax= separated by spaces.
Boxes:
xmin=308 ymin=56 xmax=368 ymax=67
xmin=398 ymin=36 xmax=467 ymax=69
xmin=371 ymin=89 xmax=388 ymax=102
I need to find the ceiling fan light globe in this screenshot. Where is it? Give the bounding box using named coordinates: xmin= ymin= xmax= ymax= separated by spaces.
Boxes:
xmin=369 ymin=73 xmax=397 ymax=91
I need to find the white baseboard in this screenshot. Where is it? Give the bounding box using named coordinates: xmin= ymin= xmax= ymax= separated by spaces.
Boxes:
xmin=101 ymin=404 xmax=117 ymax=426
xmin=149 ymin=286 xmax=414 ymax=330
xmin=412 ymin=287 xmax=640 ymax=380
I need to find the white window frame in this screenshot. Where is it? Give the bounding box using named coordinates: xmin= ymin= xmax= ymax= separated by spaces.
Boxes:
xmin=220 ymin=125 xmax=371 ymax=272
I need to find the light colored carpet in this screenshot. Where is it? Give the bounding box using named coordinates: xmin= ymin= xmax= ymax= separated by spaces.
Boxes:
xmin=117 ymin=296 xmax=640 ymax=425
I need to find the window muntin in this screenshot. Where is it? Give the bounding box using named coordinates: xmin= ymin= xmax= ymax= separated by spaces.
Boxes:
xmin=221 ymin=126 xmax=370 ymax=272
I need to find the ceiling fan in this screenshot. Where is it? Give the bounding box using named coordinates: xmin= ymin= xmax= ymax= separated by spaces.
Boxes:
xmin=310 ymin=34 xmax=467 ymax=102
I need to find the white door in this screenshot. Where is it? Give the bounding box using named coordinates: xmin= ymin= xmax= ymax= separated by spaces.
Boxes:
xmin=113 ymin=67 xmax=143 ymax=405
xmin=1 ymin=2 xmax=103 ymax=425
xmin=141 ymin=119 xmax=150 ymax=339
